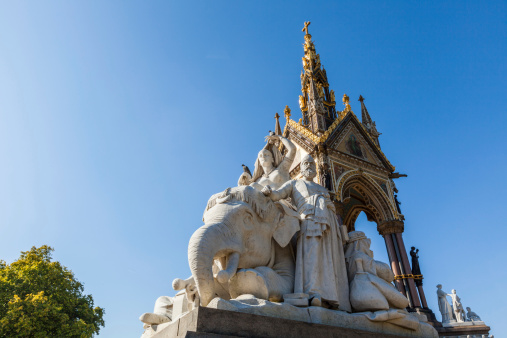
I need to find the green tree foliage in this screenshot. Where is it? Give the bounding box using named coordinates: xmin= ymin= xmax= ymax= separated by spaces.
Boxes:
xmin=0 ymin=245 xmax=105 ymax=337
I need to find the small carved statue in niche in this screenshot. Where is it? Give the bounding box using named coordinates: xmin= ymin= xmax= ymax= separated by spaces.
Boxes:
xmin=329 ymin=89 xmax=336 ymax=102
xmin=319 ymin=164 xmax=332 ymax=191
xmin=317 ymin=83 xmax=324 ymax=99
xmin=299 ymin=95 xmax=306 ymax=110
xmin=394 ymin=194 xmax=402 ymax=214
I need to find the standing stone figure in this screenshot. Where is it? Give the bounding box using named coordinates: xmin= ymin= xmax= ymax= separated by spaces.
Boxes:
xmin=319 ymin=164 xmax=332 ymax=191
xmin=448 ymin=289 xmax=465 ymax=322
xmin=436 ymin=284 xmax=454 ymax=323
xmin=262 ymin=154 xmax=351 ymax=311
xmin=410 ymin=247 xmax=421 ymax=276
xmin=394 ymin=194 xmax=402 ymax=214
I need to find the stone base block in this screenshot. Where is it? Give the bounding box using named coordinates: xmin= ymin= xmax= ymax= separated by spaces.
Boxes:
xmin=141 ymin=297 xmax=438 ymax=337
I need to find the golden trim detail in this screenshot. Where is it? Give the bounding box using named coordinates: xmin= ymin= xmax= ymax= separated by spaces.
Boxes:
xmin=394 ymin=274 xmax=415 ymax=280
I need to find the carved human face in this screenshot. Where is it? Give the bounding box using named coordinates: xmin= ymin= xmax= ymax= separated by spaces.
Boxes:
xmin=301 ymin=156 xmax=316 ymax=180
xmin=258 ymin=149 xmax=274 ymax=168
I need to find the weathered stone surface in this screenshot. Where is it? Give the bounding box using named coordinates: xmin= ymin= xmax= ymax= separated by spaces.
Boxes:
xmin=141 ymin=298 xmax=438 ymax=338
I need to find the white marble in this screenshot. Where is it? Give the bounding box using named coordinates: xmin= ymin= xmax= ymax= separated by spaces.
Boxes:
xmin=188 ymin=185 xmax=298 ymax=307
xmin=344 ymin=231 xmax=409 ymax=312
xmin=140 ymin=136 xmax=443 ymax=338
xmin=262 ymin=154 xmax=351 ymax=311
xmin=207 ymin=295 xmax=438 ymax=337
xmin=247 ymin=134 xmax=296 ymax=191
xmin=436 ymin=284 xmax=454 ymax=323
xmin=139 ymin=296 xmax=173 ymax=328
xmin=449 ymin=289 xmax=466 ymax=322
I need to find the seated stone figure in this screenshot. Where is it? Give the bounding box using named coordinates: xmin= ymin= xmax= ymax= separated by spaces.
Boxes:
xmin=344 ymin=231 xmax=409 ymax=312
xmin=466 ymin=307 xmax=481 ymax=321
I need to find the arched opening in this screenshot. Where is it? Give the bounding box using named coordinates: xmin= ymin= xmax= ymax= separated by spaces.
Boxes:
xmin=352 ymin=211 xmax=389 ymax=264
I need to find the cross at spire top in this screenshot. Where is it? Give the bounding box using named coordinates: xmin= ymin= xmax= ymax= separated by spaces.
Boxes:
xmin=302 ymin=21 xmax=311 ymax=35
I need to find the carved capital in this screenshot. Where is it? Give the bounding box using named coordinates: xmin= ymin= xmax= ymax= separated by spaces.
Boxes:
xmin=377 ymin=220 xmax=404 ymax=235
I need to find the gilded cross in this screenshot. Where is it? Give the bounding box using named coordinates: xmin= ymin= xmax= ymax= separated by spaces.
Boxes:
xmin=302 ymin=21 xmax=311 ymax=34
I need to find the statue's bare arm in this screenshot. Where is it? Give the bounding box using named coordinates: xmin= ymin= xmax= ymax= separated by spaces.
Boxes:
xmin=278 ymin=137 xmax=296 ymax=174
xmin=262 ymin=180 xmax=293 ymax=201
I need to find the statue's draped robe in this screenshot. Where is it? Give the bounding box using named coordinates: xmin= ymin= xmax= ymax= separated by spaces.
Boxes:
xmin=437 ymin=289 xmax=453 ymax=322
xmin=271 ymin=179 xmax=351 ymax=312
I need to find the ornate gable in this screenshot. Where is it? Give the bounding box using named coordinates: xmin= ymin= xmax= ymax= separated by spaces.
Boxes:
xmin=325 ymin=113 xmax=395 ymax=173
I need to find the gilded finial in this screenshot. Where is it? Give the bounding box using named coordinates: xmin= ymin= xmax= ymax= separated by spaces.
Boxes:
xmin=302 ymin=21 xmax=311 ymax=35
xmin=343 ymin=94 xmax=351 ymax=112
xmin=284 ymin=105 xmax=291 ymax=118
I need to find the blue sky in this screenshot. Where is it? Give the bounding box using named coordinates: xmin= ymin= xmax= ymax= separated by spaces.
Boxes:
xmin=0 ymin=1 xmax=505 ymax=337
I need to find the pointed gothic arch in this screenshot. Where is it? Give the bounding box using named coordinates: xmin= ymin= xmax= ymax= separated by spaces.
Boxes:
xmin=335 ymin=169 xmax=399 ymax=233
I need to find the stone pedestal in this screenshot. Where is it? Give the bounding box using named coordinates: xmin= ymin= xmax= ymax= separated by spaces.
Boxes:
xmin=436 ymin=320 xmax=491 ymax=337
xmin=141 ymin=296 xmax=438 ymax=338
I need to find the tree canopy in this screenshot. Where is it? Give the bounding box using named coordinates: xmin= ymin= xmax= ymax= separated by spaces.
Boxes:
xmin=0 ymin=245 xmax=105 ymax=337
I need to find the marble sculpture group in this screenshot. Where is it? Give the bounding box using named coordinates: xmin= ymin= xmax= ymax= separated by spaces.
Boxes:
xmin=139 ymin=134 xmax=438 ymax=336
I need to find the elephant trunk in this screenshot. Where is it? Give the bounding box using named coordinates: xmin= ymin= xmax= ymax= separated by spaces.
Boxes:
xmin=188 ymin=222 xmax=239 ymax=307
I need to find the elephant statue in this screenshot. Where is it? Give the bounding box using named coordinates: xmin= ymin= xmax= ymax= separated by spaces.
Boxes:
xmin=188 ymin=185 xmax=299 ymax=307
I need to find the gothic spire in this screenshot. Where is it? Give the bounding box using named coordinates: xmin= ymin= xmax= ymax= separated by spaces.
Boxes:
xmin=274 ymin=112 xmax=282 ymax=135
xmin=359 ymin=95 xmax=381 ymax=146
xmin=298 ymin=22 xmax=337 ymax=134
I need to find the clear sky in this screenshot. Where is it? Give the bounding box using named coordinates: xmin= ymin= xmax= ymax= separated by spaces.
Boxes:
xmin=0 ymin=1 xmax=505 ymax=337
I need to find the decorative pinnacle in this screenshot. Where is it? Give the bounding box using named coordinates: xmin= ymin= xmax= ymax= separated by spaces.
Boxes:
xmin=343 ymin=94 xmax=351 ymax=112
xmin=284 ymin=105 xmax=291 ymax=118
xmin=358 ymin=95 xmax=365 ymax=103
xmin=274 ymin=112 xmax=282 ymax=135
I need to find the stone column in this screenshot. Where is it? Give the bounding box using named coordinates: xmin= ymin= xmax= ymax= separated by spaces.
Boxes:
xmin=378 ymin=220 xmax=422 ymax=308
xmin=394 ymin=232 xmax=422 ymax=308
xmin=417 ymin=285 xmax=428 ymax=308
xmin=383 ymin=234 xmax=406 ymax=296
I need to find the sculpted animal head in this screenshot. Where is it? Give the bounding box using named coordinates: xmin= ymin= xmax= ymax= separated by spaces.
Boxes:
xmin=189 ymin=185 xmax=298 ymax=306
xmin=202 ymin=185 xmax=293 ymax=247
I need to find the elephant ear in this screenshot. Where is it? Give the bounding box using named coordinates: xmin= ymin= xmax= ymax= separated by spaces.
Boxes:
xmin=273 ymin=202 xmax=300 ymax=248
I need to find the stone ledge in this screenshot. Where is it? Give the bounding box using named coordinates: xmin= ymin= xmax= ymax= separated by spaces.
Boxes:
xmin=435 ymin=323 xmax=491 ymax=336
xmin=142 ymin=303 xmax=438 ymax=338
